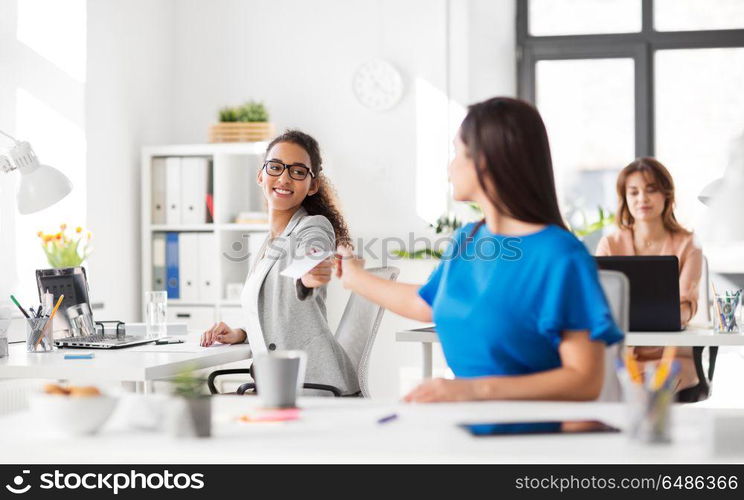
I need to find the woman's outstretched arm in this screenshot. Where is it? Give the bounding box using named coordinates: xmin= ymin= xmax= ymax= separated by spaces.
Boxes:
xmin=336 ymin=246 xmax=432 ymax=323
xmin=404 ymin=331 xmax=606 ymax=402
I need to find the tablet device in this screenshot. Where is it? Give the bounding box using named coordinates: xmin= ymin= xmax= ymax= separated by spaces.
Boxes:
xmin=460 ymin=420 xmax=621 ymax=437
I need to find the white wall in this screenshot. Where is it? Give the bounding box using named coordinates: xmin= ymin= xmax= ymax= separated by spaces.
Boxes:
xmin=85 ymin=0 xmax=176 ymax=320
xmin=82 ymin=0 xmax=515 ymax=398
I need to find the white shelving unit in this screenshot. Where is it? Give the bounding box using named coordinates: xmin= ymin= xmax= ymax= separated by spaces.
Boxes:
xmin=141 ymin=142 xmax=270 ymax=334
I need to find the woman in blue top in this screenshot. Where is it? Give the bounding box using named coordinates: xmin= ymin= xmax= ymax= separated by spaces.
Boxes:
xmin=337 ymin=97 xmax=623 ymax=402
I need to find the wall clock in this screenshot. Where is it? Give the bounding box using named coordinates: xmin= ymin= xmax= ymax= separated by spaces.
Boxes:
xmin=352 ymin=59 xmax=404 ymax=111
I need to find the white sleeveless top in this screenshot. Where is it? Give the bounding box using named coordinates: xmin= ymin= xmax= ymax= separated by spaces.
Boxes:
xmin=240 ymin=236 xmax=270 ymax=354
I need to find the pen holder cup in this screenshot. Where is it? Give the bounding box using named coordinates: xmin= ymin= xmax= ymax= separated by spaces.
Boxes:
xmin=26 ymin=317 xmax=54 ymax=353
xmin=0 ymin=327 xmax=7 ymax=359
xmin=0 ymin=305 xmax=10 ymax=358
xmin=624 ymin=383 xmax=673 ymax=444
xmin=713 ymin=291 xmax=741 ymax=333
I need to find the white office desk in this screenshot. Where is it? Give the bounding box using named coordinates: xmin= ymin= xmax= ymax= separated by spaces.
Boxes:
xmin=0 ymin=396 xmax=737 ymax=463
xmin=625 ymin=329 xmax=744 ymax=346
xmin=0 ymin=342 xmax=251 ymax=390
xmin=397 ymin=327 xmax=744 ymax=378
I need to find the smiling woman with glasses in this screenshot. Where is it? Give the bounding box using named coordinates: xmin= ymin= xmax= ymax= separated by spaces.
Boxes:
xmin=201 ymin=129 xmax=358 ymax=396
xmin=263 ymin=160 xmax=315 ymax=180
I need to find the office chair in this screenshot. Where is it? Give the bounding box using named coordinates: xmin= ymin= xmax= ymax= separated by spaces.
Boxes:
xmin=597 ymin=270 xmax=629 ymax=402
xmin=677 ymin=255 xmax=718 ymax=403
xmin=207 ymin=266 xmax=399 ymax=397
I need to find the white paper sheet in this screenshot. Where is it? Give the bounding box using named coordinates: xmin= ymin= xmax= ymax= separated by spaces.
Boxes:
xmin=279 ymin=250 xmax=333 ymax=280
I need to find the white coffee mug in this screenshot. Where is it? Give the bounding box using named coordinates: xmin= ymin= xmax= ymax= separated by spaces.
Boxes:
xmin=253 ymin=350 xmax=307 ymax=408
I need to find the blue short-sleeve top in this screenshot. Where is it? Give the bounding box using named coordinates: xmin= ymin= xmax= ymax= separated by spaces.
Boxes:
xmin=418 ymin=223 xmax=623 ymax=378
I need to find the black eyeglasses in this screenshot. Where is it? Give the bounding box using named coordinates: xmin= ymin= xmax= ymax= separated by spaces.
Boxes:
xmin=262 ymin=160 xmax=315 ymax=181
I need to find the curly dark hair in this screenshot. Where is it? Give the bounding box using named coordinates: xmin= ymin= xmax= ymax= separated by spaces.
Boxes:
xmin=265 ymin=130 xmax=352 ymax=247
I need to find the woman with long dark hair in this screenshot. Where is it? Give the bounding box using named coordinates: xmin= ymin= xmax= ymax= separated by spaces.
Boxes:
xmin=201 ymin=130 xmax=358 ymax=395
xmin=337 ymin=97 xmax=623 ymax=402
xmin=597 ymin=157 xmax=702 ymax=393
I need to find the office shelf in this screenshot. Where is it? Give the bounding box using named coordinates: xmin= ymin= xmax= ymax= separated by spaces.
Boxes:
xmin=218 ymin=223 xmax=269 ymax=232
xmin=142 ymin=143 xmax=270 ymax=332
xmin=164 ymin=300 xmax=243 ymax=307
xmin=150 ymin=224 xmax=215 ymax=232
xmin=166 ymin=300 xmax=216 ymax=306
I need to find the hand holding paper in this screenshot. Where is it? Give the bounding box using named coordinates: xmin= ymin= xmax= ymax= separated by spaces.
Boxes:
xmin=280 ymin=249 xmax=334 ymax=281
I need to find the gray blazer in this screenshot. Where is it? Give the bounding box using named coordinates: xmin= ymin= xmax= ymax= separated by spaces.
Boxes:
xmin=245 ymin=207 xmax=359 ymax=395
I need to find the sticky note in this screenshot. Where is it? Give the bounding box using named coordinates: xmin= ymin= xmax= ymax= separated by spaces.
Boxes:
xmin=64 ymin=353 xmax=94 ymax=359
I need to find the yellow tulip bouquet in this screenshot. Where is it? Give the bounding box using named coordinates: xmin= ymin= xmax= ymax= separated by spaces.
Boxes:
xmin=38 ymin=224 xmax=93 ymax=268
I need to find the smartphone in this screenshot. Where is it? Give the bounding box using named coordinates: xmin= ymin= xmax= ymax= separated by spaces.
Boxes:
xmin=460 ymin=420 xmax=621 ymax=437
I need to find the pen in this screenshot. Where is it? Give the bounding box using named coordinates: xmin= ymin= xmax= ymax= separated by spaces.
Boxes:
xmin=377 ymin=413 xmax=398 ymax=424
xmin=10 ymin=295 xmax=31 ymax=319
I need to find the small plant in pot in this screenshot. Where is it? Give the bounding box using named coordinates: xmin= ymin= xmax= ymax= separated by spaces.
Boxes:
xmin=210 ymin=100 xmax=274 ymax=142
xmin=169 ymin=366 xmax=211 ymax=438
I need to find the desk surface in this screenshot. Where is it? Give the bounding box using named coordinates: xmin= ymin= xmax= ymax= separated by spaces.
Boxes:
xmin=396 ymin=327 xmax=744 ymax=347
xmin=0 ymin=342 xmax=251 ymax=382
xmin=0 ymin=397 xmax=738 ymax=463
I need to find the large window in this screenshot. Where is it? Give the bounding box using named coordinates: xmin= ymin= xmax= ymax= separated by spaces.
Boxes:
xmin=518 ymin=0 xmax=744 ymax=243
xmin=0 ymin=0 xmax=87 ymax=303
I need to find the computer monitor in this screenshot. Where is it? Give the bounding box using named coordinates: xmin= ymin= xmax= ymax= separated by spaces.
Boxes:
xmin=595 ymin=256 xmax=681 ymax=331
xmin=35 ymin=267 xmax=92 ymax=327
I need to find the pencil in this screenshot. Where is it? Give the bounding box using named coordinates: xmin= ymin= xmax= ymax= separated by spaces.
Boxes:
xmin=712 ymin=282 xmax=726 ymax=329
xmin=660 ymin=346 xmax=677 ymax=365
xmin=10 ymin=295 xmax=31 ymax=319
xmin=624 ymin=351 xmax=643 ymax=384
xmin=35 ymin=294 xmax=64 ymax=348
xmin=651 ymin=347 xmax=678 ymax=390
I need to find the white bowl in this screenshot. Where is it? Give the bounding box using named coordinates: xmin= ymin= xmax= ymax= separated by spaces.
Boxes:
xmin=29 ymin=393 xmax=118 ymax=436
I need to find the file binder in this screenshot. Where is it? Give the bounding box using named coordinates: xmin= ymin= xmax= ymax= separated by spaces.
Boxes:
xmin=178 ymin=233 xmax=200 ymax=301
xmin=152 ymin=233 xmax=166 ymax=291
xmin=198 ymin=233 xmax=218 ymax=301
xmin=165 ymin=232 xmax=180 ymax=299
xmin=180 ymin=157 xmax=209 ymax=224
xmin=165 ymin=157 xmax=182 ymax=225
xmin=151 ymin=158 xmax=167 ymax=224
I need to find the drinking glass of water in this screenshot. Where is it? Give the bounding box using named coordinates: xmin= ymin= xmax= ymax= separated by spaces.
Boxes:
xmin=145 ymin=291 xmax=168 ymax=339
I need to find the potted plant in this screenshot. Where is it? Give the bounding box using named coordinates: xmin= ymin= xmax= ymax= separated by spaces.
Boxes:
xmin=394 ymin=204 xmax=615 ymax=260
xmin=393 ymin=203 xmax=481 ymax=260
xmin=209 ymin=100 xmax=274 ymax=142
xmin=37 ymin=224 xmax=93 ymax=268
xmin=567 ymin=206 xmax=616 ymax=253
xmin=169 ymin=366 xmax=211 ymax=438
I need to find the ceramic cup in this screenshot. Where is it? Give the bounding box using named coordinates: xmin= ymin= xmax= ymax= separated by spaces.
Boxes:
xmin=253 ymin=350 xmax=307 ymax=408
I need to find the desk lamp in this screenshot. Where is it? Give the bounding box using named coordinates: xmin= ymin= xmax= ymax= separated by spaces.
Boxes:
xmin=0 ymin=129 xmax=73 ymax=317
xmin=698 ymin=133 xmax=744 ymax=242
xmin=0 ymin=129 xmax=73 ymax=214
